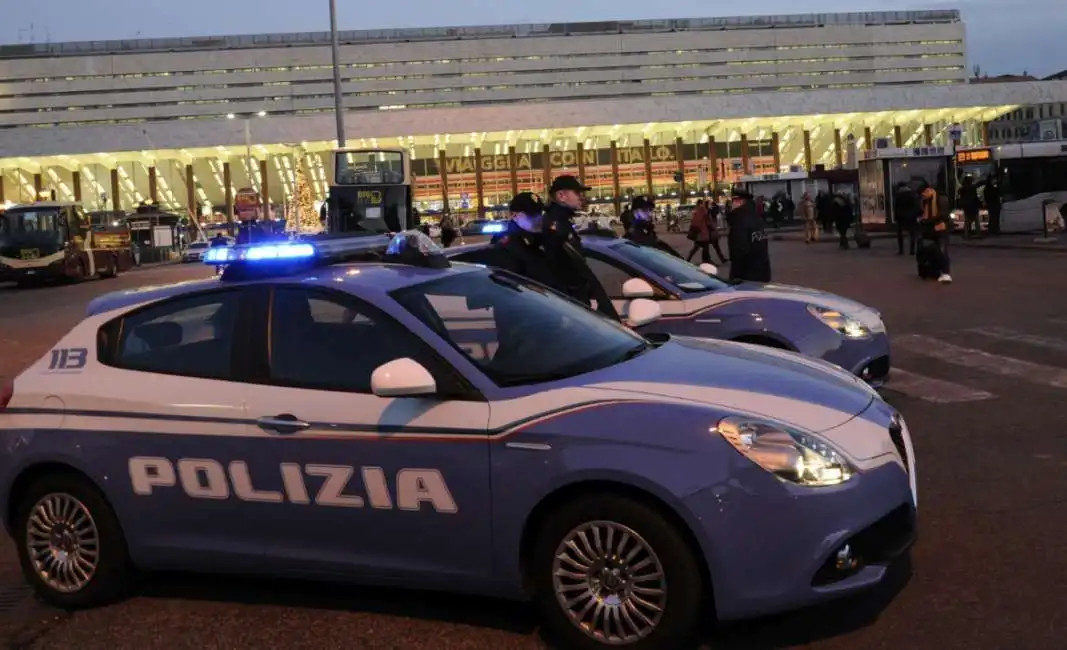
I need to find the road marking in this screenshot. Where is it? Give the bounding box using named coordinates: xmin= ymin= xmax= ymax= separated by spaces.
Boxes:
xmin=881 ymin=368 xmax=995 ymax=403
xmin=896 ymin=334 xmax=1067 ymax=389
xmin=964 ymin=326 xmax=1067 ymax=354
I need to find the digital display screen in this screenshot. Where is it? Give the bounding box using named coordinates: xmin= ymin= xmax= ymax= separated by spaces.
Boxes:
xmin=956 ymin=148 xmax=992 ymax=164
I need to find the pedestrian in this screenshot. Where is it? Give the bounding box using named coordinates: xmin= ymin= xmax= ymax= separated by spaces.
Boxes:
xmin=707 ymin=197 xmax=729 ymax=263
xmin=958 ymin=175 xmax=981 ymax=239
xmin=686 ymin=199 xmax=713 ymax=264
xmin=543 ymin=175 xmax=619 ymax=319
xmin=800 ymin=192 xmax=818 ymax=243
xmin=893 ymin=182 xmax=920 ymax=255
xmin=726 ymin=189 xmax=771 ymax=282
xmin=919 ymin=182 xmax=953 ymax=283
xmin=619 ymin=205 xmax=634 ymax=233
xmin=439 ymin=209 xmax=457 ymax=248
xmin=833 ymin=193 xmax=852 ymax=249
xmin=984 ymin=173 xmax=1002 ymax=235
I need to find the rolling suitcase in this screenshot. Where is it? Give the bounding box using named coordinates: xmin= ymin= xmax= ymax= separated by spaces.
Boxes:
xmin=916 ymin=238 xmax=943 ymax=279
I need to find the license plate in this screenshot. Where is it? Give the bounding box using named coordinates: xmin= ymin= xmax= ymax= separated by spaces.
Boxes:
xmin=19 ymin=249 xmax=40 ymax=260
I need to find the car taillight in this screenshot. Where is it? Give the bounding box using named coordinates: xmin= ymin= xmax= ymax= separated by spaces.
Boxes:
xmin=0 ymin=381 xmax=12 ymax=412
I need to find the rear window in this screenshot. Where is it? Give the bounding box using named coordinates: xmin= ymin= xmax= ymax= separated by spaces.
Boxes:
xmin=189 ymin=242 xmax=209 ymax=249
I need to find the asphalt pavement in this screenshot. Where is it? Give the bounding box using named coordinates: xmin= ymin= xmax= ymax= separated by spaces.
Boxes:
xmin=2 ymin=237 xmax=1067 ymax=650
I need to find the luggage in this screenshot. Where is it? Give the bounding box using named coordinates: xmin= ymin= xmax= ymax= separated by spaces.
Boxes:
xmin=916 ymin=238 xmax=943 ymax=279
xmin=853 ymin=225 xmax=872 ymax=249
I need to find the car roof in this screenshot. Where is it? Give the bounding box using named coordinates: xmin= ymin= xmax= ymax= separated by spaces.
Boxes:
xmin=85 ymin=261 xmax=483 ymax=317
xmin=447 ymin=234 xmax=623 ymax=256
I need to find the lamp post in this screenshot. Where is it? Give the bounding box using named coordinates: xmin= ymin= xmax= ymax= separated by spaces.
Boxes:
xmin=329 ymin=0 xmax=346 ymax=148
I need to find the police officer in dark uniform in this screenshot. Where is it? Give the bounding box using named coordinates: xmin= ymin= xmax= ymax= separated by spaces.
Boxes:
xmin=487 ymin=192 xmax=557 ymax=289
xmin=726 ymin=188 xmax=771 ymax=282
xmin=624 ymin=195 xmax=682 ymax=257
xmin=541 ymin=175 xmax=619 ymax=319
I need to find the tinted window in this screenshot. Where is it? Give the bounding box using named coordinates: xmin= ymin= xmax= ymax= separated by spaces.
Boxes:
xmin=609 ymin=241 xmax=731 ymax=293
xmin=114 ymin=291 xmax=240 ymax=380
xmin=391 ymin=269 xmax=648 ymax=387
xmin=584 ymin=255 xmax=638 ymax=299
xmin=269 ymin=287 xmax=432 ymax=392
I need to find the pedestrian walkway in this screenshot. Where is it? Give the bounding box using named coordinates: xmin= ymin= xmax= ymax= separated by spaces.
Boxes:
xmin=772 ymin=230 xmax=1067 ymax=252
xmin=883 ymin=323 xmax=1067 ymax=404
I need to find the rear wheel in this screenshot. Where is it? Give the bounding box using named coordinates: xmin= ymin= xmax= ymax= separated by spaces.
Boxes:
xmin=531 ymin=494 xmax=705 ymax=650
xmin=14 ymin=473 xmax=134 ymax=609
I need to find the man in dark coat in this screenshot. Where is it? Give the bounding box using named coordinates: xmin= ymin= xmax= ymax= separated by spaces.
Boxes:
xmin=894 ymin=182 xmax=921 ymax=255
xmin=726 ymin=189 xmax=771 ymax=283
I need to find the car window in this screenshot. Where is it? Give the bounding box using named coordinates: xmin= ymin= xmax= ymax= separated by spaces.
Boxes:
xmin=609 ymin=241 xmax=731 ymax=293
xmin=584 ymin=255 xmax=639 ymax=299
xmin=114 ymin=291 xmax=240 ymax=380
xmin=391 ymin=268 xmax=648 ymax=387
xmin=268 ymin=287 xmax=432 ymax=393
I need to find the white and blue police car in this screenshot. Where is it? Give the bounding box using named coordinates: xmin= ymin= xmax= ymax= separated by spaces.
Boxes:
xmin=0 ymin=231 xmax=916 ymax=650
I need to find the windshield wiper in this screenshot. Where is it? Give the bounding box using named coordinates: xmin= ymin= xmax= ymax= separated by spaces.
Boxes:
xmin=615 ymin=341 xmax=652 ymax=363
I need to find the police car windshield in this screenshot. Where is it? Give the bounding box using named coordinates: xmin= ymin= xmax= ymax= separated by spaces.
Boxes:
xmin=391 ymin=269 xmax=649 ymax=387
xmin=611 ymin=241 xmax=730 ymax=293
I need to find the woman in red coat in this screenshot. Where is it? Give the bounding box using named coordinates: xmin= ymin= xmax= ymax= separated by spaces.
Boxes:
xmin=686 ymin=200 xmax=713 ymax=264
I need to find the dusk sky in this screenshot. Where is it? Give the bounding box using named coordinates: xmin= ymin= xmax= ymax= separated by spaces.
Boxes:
xmin=2 ymin=0 xmax=1064 ymax=78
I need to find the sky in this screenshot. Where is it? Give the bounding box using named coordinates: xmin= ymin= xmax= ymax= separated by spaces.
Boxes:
xmin=1 ymin=0 xmax=1064 ymax=78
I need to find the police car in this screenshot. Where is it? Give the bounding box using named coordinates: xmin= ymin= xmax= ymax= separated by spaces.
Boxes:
xmin=450 ymin=235 xmax=892 ymax=386
xmin=0 ymin=231 xmax=915 ymax=650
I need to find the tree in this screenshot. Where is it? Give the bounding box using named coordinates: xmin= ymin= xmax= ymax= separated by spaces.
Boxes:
xmin=286 ymin=166 xmax=320 ymax=233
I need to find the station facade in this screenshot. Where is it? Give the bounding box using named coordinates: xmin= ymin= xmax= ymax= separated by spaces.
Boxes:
xmin=2 ymin=10 xmax=1067 ymax=219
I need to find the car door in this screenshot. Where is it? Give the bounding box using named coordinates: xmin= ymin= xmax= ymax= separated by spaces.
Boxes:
xmin=242 ymin=285 xmax=493 ymax=588
xmin=93 ymin=286 xmax=264 ymax=571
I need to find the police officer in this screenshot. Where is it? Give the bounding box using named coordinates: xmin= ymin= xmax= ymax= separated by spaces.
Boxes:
xmin=541 ymin=176 xmax=619 ymax=319
xmin=726 ymin=188 xmax=772 ymax=282
xmin=488 ymin=192 xmax=557 ymax=288
xmin=625 ymin=195 xmax=682 ymax=257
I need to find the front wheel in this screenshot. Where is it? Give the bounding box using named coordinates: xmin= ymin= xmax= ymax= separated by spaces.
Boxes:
xmin=14 ymin=473 xmax=134 ymax=609
xmin=531 ymin=494 xmax=706 ymax=650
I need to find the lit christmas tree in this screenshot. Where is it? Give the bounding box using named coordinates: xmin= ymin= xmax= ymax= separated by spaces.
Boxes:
xmin=286 ymin=166 xmax=320 ymax=233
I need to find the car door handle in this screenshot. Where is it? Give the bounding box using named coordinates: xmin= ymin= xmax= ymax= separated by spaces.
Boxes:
xmin=256 ymin=414 xmax=311 ymax=434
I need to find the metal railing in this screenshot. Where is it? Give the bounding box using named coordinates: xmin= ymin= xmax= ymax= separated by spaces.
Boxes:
xmin=0 ymin=10 xmax=961 ymax=60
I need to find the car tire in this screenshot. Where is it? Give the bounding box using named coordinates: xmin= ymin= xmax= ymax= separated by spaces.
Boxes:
xmin=531 ymin=493 xmax=705 ymax=650
xmin=14 ymin=472 xmax=134 ymax=609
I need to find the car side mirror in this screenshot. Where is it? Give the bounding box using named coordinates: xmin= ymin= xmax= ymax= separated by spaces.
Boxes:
xmin=699 ymin=263 xmax=718 ymax=275
xmin=621 ymin=277 xmax=655 ymax=299
xmin=370 ymin=358 xmax=437 ymax=397
xmin=626 ymin=298 xmax=662 ymax=328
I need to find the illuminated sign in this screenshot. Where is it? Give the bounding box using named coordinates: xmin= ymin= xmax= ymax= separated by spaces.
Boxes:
xmin=357 ymin=190 xmax=383 ymax=204
xmin=955 ymin=148 xmax=992 ymax=164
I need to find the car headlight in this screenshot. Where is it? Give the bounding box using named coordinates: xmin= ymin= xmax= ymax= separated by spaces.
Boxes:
xmin=807 ymin=304 xmax=870 ymax=339
xmin=714 ymin=416 xmax=854 ymax=486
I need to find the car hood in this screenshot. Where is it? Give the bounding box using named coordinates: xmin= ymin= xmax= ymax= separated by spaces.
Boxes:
xmin=588 ymin=336 xmax=877 ymax=434
xmin=713 ymin=281 xmax=884 ymax=330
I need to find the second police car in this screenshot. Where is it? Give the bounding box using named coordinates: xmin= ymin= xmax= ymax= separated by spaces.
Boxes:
xmin=450 ymin=234 xmax=892 ymax=386
xmin=0 ymin=232 xmax=916 ymax=650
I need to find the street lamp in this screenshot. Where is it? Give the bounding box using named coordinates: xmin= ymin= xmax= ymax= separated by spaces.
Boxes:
xmin=329 ymin=0 xmax=346 ymax=147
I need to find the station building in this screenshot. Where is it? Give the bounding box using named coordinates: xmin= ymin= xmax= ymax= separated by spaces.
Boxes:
xmin=2 ymin=9 xmax=1067 ymax=219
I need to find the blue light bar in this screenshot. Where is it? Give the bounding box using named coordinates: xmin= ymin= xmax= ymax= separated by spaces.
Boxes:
xmin=202 ymin=234 xmax=393 ymax=268
xmin=481 ymin=222 xmax=506 ymax=234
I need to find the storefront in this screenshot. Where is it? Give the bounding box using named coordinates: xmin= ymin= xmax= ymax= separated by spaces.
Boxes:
xmin=409 ymin=139 xmax=776 ymax=217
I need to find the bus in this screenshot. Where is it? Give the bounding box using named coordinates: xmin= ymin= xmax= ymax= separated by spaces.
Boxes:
xmin=0 ymin=201 xmax=134 ymax=286
xmin=993 ymin=140 xmax=1067 ymax=233
xmin=327 ymin=147 xmax=414 ymax=235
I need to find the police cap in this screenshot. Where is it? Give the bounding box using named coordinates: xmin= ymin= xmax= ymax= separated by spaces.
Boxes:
xmin=549 ymin=174 xmax=591 ymax=194
xmin=509 ymin=191 xmax=545 ymax=216
xmin=630 ymin=194 xmax=655 ymax=211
